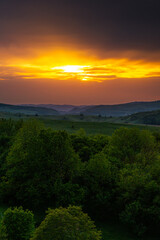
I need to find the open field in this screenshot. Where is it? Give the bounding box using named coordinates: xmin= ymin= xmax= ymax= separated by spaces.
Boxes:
xmin=39 ymin=118 xmax=160 ymax=135
xmin=0 ymin=111 xmax=160 ymax=135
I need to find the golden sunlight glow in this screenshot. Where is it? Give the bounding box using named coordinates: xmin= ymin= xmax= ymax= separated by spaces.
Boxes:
xmin=52 ymin=65 xmax=88 ymax=73
xmin=1 ymin=49 xmax=160 ymax=82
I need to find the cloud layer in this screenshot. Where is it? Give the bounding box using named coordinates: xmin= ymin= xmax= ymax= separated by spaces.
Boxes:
xmin=0 ymin=0 xmax=160 ymax=104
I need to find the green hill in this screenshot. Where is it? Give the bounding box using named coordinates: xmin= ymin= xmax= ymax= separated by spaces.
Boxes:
xmin=22 ymin=101 xmax=160 ymax=117
xmin=120 ymin=110 xmax=160 ymax=125
xmin=2 ymin=101 xmax=160 ymax=117
xmin=78 ymin=101 xmax=160 ymax=117
xmin=0 ymin=103 xmax=59 ymax=116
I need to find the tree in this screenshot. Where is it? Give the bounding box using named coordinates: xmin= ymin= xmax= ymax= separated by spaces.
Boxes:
xmin=82 ymin=152 xmax=115 ymax=217
xmin=54 ymin=180 xmax=85 ymax=207
xmin=2 ymin=120 xmax=80 ymax=208
xmin=31 ymin=206 xmax=102 ymax=240
xmin=0 ymin=207 xmax=34 ymax=240
xmin=107 ymin=128 xmax=157 ymax=165
xmin=0 ymin=119 xmax=23 ymax=176
xmin=117 ymin=162 xmax=160 ymax=236
xmin=120 ymin=201 xmax=147 ymax=236
xmin=71 ymin=134 xmax=109 ymax=162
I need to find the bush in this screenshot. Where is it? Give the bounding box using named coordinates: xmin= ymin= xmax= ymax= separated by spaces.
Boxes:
xmin=31 ymin=206 xmax=102 ymax=240
xmin=0 ymin=207 xmax=35 ymax=240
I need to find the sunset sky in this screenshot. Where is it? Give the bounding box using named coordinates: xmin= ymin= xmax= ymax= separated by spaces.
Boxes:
xmin=0 ymin=0 xmax=160 ymax=104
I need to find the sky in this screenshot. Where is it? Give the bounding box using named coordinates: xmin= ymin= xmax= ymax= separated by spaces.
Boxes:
xmin=0 ymin=0 xmax=160 ymax=105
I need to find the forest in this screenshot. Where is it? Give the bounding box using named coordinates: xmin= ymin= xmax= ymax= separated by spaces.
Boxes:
xmin=0 ymin=118 xmax=160 ymax=239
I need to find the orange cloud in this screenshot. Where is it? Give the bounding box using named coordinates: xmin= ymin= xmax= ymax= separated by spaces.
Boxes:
xmin=0 ymin=52 xmax=160 ymax=83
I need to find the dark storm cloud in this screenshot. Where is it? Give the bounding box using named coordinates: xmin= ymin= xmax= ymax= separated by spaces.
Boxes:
xmin=0 ymin=0 xmax=160 ymax=55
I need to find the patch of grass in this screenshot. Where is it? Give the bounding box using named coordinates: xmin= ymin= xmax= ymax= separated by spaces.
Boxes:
xmin=39 ymin=118 xmax=160 ymax=136
xmin=1 ymin=112 xmax=160 ymax=136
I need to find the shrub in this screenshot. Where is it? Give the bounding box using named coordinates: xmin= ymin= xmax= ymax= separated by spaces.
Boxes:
xmin=0 ymin=207 xmax=35 ymax=240
xmin=31 ymin=206 xmax=102 ymax=240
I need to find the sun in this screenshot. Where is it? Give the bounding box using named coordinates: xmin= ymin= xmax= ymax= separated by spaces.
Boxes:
xmin=62 ymin=65 xmax=84 ymax=73
xmin=52 ymin=65 xmax=86 ymax=73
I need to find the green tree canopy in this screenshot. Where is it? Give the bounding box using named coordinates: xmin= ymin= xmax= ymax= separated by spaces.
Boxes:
xmin=0 ymin=207 xmax=34 ymax=240
xmin=107 ymin=128 xmax=157 ymax=165
xmin=31 ymin=206 xmax=102 ymax=240
xmin=2 ymin=120 xmax=80 ymax=208
xmin=83 ymin=152 xmax=114 ymax=216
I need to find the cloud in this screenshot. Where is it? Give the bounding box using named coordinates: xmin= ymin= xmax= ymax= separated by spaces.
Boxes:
xmin=0 ymin=0 xmax=160 ymax=57
xmin=0 ymin=57 xmax=160 ymax=83
xmin=0 ymin=0 xmax=159 ymax=104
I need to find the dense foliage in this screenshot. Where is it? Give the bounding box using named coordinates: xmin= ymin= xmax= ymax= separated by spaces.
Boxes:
xmin=0 ymin=207 xmax=34 ymax=240
xmin=0 ymin=119 xmax=160 ymax=238
xmin=1 ymin=120 xmax=80 ymax=208
xmin=31 ymin=206 xmax=102 ymax=240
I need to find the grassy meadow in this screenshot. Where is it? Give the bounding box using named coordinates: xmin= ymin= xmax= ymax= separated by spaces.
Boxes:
xmin=1 ymin=111 xmax=160 ymax=136
xmin=40 ymin=117 xmax=160 ymax=135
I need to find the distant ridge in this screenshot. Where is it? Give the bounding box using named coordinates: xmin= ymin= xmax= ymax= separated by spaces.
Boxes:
xmin=0 ymin=103 xmax=59 ymax=115
xmin=68 ymin=100 xmax=160 ymax=116
xmin=20 ymin=104 xmax=75 ymax=113
xmin=1 ymin=100 xmax=160 ymax=117
xmin=120 ymin=109 xmax=160 ymax=125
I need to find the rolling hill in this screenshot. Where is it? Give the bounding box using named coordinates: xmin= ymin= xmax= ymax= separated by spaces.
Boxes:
xmin=20 ymin=104 xmax=75 ymax=113
xmin=20 ymin=101 xmax=160 ymax=117
xmin=70 ymin=101 xmax=160 ymax=116
xmin=0 ymin=103 xmax=59 ymax=116
xmin=1 ymin=100 xmax=160 ymax=117
xmin=119 ymin=109 xmax=160 ymax=125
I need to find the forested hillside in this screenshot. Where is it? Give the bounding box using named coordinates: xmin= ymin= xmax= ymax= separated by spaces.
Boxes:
xmin=0 ymin=119 xmax=160 ymax=239
xmin=120 ymin=109 xmax=160 ymax=125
